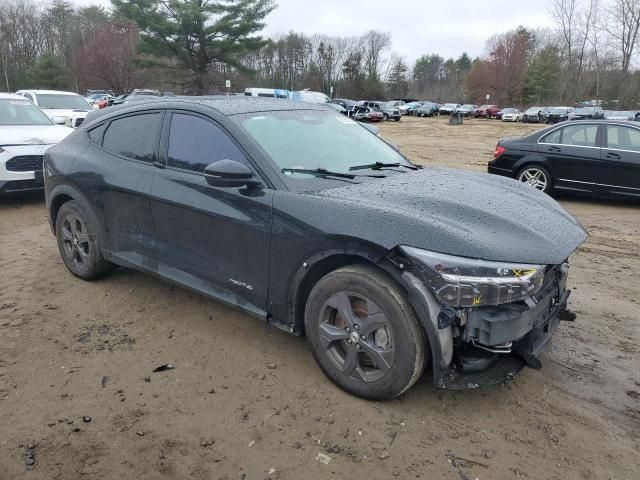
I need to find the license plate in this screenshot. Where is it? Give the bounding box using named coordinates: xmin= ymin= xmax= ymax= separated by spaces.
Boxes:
xmin=34 ymin=170 xmax=44 ymax=184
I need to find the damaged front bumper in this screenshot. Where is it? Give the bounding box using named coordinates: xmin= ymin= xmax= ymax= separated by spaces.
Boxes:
xmin=401 ymin=261 xmax=572 ymax=389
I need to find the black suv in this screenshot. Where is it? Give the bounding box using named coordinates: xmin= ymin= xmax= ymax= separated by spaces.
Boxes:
xmin=44 ymin=97 xmax=587 ymax=399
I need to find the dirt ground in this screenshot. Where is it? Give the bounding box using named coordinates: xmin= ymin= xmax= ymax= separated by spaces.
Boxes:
xmin=1 ymin=116 xmax=638 ymax=480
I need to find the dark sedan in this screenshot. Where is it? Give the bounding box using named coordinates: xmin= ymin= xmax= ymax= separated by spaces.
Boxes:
xmin=489 ymin=120 xmax=640 ymax=198
xmin=546 ymin=107 xmax=573 ymax=124
xmin=44 ymin=97 xmax=586 ymax=399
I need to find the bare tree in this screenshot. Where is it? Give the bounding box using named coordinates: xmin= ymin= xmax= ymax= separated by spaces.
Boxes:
xmin=602 ymin=0 xmax=640 ymax=73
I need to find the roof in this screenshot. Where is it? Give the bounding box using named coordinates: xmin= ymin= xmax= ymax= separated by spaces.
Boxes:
xmin=86 ymin=96 xmax=328 ymax=123
xmin=0 ymin=93 xmax=25 ymax=100
xmin=15 ymin=90 xmax=82 ymax=96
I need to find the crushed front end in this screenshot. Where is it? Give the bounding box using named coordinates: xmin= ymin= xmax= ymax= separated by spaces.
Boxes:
xmin=396 ymin=246 xmax=575 ymax=389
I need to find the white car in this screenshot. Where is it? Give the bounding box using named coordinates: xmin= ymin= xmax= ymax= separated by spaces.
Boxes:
xmin=15 ymin=90 xmax=92 ymax=128
xmin=501 ymin=108 xmax=524 ymax=122
xmin=0 ymin=93 xmax=72 ymax=193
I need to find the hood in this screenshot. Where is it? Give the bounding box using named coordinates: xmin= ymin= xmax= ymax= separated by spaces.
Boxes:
xmin=312 ymin=168 xmax=587 ymax=265
xmin=0 ymin=125 xmax=73 ymax=146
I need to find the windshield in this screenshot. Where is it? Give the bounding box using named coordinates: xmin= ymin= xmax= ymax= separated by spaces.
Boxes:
xmin=550 ymin=107 xmax=569 ymax=114
xmin=0 ymin=98 xmax=52 ymax=126
xmin=575 ymin=107 xmax=596 ymax=114
xmin=36 ymin=94 xmax=91 ymax=110
xmin=237 ymin=110 xmax=407 ymax=176
xmin=525 ymin=107 xmax=541 ymax=114
xmin=502 ymin=108 xmax=516 ymax=113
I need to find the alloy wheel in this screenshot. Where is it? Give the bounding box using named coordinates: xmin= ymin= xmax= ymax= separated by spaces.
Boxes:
xmin=318 ymin=292 xmax=394 ymax=383
xmin=518 ymin=167 xmax=548 ymax=191
xmin=61 ymin=213 xmax=91 ymax=269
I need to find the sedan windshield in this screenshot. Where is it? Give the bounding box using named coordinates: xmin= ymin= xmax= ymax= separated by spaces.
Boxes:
xmin=236 ymin=110 xmax=407 ymax=175
xmin=36 ymin=94 xmax=91 ymax=110
xmin=0 ymin=98 xmax=52 ymax=125
xmin=575 ymin=107 xmax=596 ymax=114
xmin=550 ymin=107 xmax=569 ymax=114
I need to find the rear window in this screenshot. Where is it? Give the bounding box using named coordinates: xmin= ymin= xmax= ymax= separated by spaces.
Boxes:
xmin=102 ymin=113 xmax=161 ymax=162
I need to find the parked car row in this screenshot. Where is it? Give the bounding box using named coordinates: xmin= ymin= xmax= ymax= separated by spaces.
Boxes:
xmin=331 ymin=99 xmax=402 ymax=122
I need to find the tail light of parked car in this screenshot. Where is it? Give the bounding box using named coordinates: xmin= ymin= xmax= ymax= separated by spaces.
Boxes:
xmin=494 ymin=145 xmax=505 ymax=158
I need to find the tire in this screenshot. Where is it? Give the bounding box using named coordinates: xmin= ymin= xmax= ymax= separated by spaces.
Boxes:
xmin=516 ymin=165 xmax=553 ymax=195
xmin=383 ymin=113 xmax=389 ymax=121
xmin=55 ymin=200 xmax=112 ymax=280
xmin=394 ymin=118 xmax=400 ymax=122
xmin=305 ymin=265 xmax=427 ymax=399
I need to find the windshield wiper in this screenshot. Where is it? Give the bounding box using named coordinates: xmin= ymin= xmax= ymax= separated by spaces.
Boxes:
xmin=282 ymin=167 xmax=386 ymax=179
xmin=349 ymin=161 xmax=419 ymax=171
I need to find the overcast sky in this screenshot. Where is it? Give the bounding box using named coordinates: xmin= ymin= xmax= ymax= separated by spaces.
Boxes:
xmin=73 ymin=0 xmax=556 ymax=60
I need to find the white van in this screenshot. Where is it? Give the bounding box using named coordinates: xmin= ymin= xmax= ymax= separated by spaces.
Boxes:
xmin=290 ymin=90 xmax=331 ymax=104
xmin=244 ymin=88 xmax=289 ymax=98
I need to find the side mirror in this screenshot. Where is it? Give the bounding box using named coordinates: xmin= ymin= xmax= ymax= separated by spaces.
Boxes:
xmin=52 ymin=116 xmax=66 ymax=125
xmin=204 ymin=159 xmax=261 ymax=188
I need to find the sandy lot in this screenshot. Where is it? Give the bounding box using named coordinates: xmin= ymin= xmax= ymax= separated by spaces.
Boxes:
xmin=1 ymin=116 xmax=638 ymax=480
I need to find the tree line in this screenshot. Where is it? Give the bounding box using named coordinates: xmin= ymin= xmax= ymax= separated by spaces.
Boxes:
xmin=1 ymin=0 xmax=639 ymax=107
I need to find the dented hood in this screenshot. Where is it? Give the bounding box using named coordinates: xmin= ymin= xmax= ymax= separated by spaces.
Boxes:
xmin=0 ymin=125 xmax=73 ymax=146
xmin=305 ymin=168 xmax=587 ymax=265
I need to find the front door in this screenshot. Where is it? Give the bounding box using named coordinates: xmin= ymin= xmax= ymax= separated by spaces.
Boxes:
xmin=149 ymin=111 xmax=273 ymax=314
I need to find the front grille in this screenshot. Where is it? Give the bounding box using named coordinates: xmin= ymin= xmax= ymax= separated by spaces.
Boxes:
xmin=5 ymin=155 xmax=43 ymax=172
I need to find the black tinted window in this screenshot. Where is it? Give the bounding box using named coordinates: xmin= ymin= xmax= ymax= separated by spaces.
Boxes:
xmin=167 ymin=113 xmax=247 ymax=172
xmin=89 ymin=123 xmax=107 ymax=145
xmin=103 ymin=113 xmax=161 ymax=161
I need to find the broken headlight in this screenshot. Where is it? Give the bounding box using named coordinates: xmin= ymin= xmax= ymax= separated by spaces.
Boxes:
xmin=401 ymin=246 xmax=545 ymax=307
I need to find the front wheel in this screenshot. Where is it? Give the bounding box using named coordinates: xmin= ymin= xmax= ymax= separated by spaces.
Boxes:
xmin=305 ymin=265 xmax=427 ymax=399
xmin=517 ymin=165 xmax=553 ymax=194
xmin=383 ymin=113 xmax=389 ymax=121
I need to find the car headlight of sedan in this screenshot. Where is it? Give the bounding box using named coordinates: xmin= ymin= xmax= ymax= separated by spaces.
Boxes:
xmin=400 ymin=246 xmax=546 ymax=307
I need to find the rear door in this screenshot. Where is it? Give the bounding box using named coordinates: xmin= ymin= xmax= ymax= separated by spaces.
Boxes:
xmin=601 ymin=124 xmax=640 ymax=197
xmin=149 ymin=110 xmax=273 ymax=314
xmin=537 ymin=123 xmax=604 ymax=193
xmin=77 ymin=112 xmax=161 ymax=262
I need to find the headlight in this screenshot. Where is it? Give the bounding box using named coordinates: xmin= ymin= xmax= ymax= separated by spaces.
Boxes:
xmin=401 ymin=246 xmax=546 ymax=307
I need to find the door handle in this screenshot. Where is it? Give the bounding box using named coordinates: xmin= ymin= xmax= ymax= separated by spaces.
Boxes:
xmin=605 ymin=152 xmax=621 ymax=160
xmin=548 ymin=146 xmax=562 ymax=153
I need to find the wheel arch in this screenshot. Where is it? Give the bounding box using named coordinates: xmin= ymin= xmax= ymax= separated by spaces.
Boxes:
xmin=48 ymin=184 xmax=105 ymax=246
xmin=513 ymin=155 xmax=554 ymax=181
xmin=285 ymin=245 xmax=446 ymax=385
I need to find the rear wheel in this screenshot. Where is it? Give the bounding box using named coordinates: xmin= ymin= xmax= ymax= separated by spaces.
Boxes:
xmin=56 ymin=201 xmax=112 ymax=280
xmin=305 ymin=265 xmax=427 ymax=399
xmin=517 ymin=165 xmax=553 ymax=194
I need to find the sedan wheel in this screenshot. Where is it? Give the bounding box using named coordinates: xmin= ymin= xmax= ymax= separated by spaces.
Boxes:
xmin=305 ymin=265 xmax=426 ymax=399
xmin=517 ymin=166 xmax=551 ymax=193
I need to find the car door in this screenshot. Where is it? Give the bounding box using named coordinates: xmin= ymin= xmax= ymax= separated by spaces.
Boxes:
xmin=600 ymin=124 xmax=640 ymax=197
xmin=537 ymin=123 xmax=604 ymax=193
xmin=149 ymin=110 xmax=273 ymax=314
xmin=76 ymin=112 xmax=161 ymax=263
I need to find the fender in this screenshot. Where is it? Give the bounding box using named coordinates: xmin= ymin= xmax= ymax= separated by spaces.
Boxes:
xmin=284 ymin=245 xmax=386 ymax=334
xmin=47 ymin=183 xmax=109 ymax=251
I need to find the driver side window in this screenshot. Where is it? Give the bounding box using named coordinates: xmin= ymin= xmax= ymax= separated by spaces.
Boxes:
xmin=167 ymin=113 xmax=248 ymax=173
